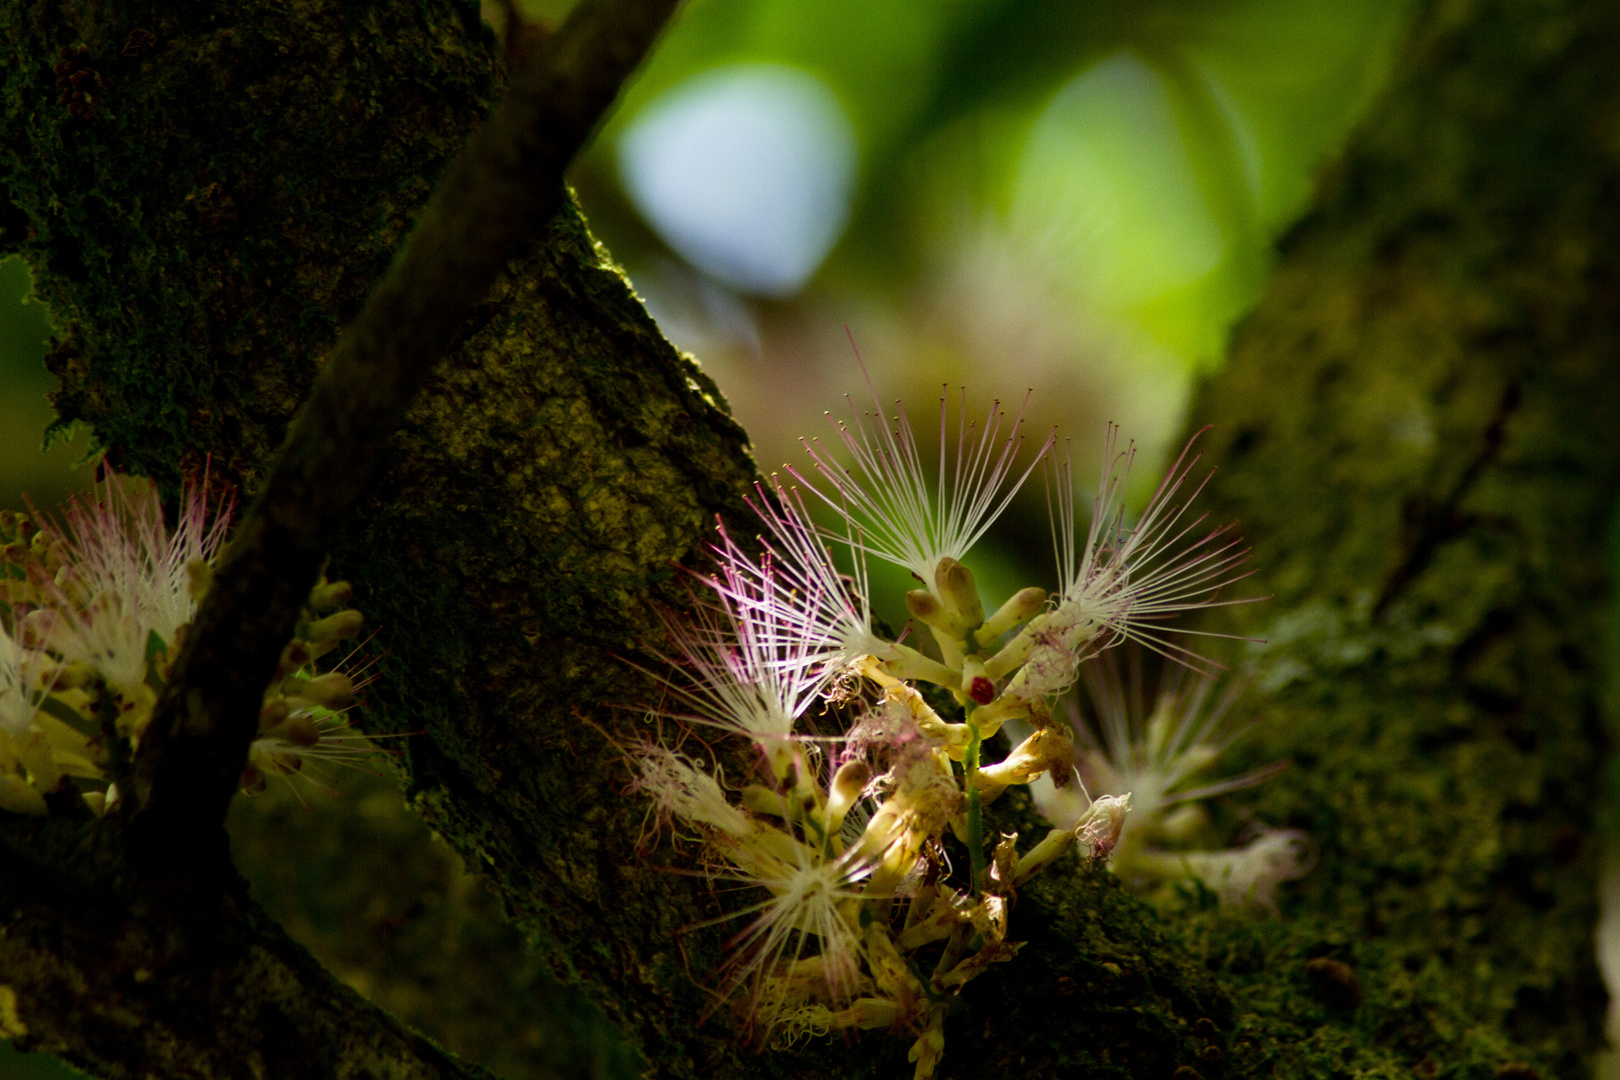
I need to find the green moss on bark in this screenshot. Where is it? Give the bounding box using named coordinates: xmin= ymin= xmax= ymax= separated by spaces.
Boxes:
xmin=1179 ymin=0 xmax=1620 ymax=1073
xmin=1 ymin=0 xmax=497 ymax=490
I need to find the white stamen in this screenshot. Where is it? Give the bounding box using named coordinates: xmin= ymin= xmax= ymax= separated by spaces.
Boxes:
xmin=792 ymin=371 xmax=1052 ymax=591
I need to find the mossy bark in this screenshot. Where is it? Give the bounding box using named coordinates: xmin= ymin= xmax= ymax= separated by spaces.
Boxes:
xmin=1178 ymin=0 xmax=1620 ymax=1074
xmin=2 ymin=1 xmax=1619 ymax=1079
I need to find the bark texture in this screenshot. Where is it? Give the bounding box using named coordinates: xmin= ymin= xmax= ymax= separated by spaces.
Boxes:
xmin=972 ymin=0 xmax=1620 ymax=1063
xmin=2 ymin=0 xmax=1619 ymax=1079
xmin=1183 ymin=0 xmax=1620 ymax=1069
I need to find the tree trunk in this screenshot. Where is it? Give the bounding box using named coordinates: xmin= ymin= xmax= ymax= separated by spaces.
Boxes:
xmin=2 ymin=0 xmax=1618 ymax=1079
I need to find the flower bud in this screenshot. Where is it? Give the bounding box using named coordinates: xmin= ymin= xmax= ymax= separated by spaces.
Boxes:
xmin=982 ymin=615 xmax=1045 ymax=679
xmin=258 ymin=698 xmax=290 ymax=733
xmin=880 ymin=642 xmax=959 ymax=690
xmin=309 ymin=579 xmax=354 ymax=612
xmin=933 ymin=558 xmax=984 ymax=625
xmin=266 ymin=715 xmax=321 ymax=749
xmin=282 ymin=672 xmax=354 ymax=710
xmin=830 ymin=997 xmax=901 ymax=1031
xmin=306 ymin=609 xmax=364 ymax=644
xmin=975 ymin=586 xmax=1048 ymax=647
xmin=278 ymin=640 xmax=312 ymax=676
xmin=239 ymin=764 xmax=267 ymax=795
xmin=907 ymin=589 xmax=972 ymax=653
xmin=905 ymin=589 xmax=943 ymax=625
xmin=741 ymin=784 xmax=790 ymax=819
xmin=825 ymin=760 xmax=871 ymax=836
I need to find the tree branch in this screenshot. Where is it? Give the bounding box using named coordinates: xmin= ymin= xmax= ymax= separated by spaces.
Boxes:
xmin=128 ymin=0 xmax=680 ymax=840
xmin=0 ymin=820 xmax=500 ymax=1080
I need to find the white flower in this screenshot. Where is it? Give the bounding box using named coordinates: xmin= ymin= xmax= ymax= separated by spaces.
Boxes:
xmin=1062 ymin=428 xmax=1255 ymax=657
xmin=1021 ymin=649 xmax=1284 ymax=846
xmin=792 ymin=375 xmax=1051 ymax=593
xmin=1011 ymin=428 xmax=1254 ymax=699
xmin=39 ymin=468 xmax=233 ymax=697
xmin=1070 ymin=652 xmax=1282 ymax=829
xmin=629 ymin=736 xmax=899 ymax=1033
xmin=705 ymin=822 xmax=891 ymax=1026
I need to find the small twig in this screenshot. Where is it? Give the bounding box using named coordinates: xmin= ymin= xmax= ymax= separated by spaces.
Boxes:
xmin=127 ymin=0 xmax=680 ymax=846
xmin=496 ymin=0 xmax=553 ymax=68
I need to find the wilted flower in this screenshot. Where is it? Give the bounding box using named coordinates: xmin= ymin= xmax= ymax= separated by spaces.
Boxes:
xmin=1145 ymin=827 xmax=1314 ymax=912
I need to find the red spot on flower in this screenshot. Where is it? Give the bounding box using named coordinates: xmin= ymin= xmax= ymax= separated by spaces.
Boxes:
xmin=969 ymin=676 xmax=994 ymax=705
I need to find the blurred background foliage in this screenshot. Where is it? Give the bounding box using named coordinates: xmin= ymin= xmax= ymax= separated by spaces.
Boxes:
xmin=0 ymin=0 xmax=1416 ymax=1075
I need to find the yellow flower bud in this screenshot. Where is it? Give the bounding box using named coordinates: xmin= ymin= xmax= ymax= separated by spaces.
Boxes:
xmin=933 ymin=558 xmax=984 ymax=626
xmin=306 ymin=609 xmax=364 ymax=644
xmin=308 ymin=580 xmax=355 ymax=612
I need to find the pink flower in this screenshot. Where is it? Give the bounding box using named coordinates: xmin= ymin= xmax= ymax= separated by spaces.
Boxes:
xmin=708 ymin=482 xmax=894 ymax=676
xmin=645 ymin=537 xmax=830 ymax=760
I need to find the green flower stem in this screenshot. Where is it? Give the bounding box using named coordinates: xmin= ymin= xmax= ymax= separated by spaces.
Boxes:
xmin=964 ymin=713 xmax=986 ymax=893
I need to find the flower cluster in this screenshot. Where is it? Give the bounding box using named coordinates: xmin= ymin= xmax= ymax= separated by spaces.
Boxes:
xmin=0 ymin=469 xmax=375 ymax=815
xmin=631 ymin=379 xmax=1269 ymax=1077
